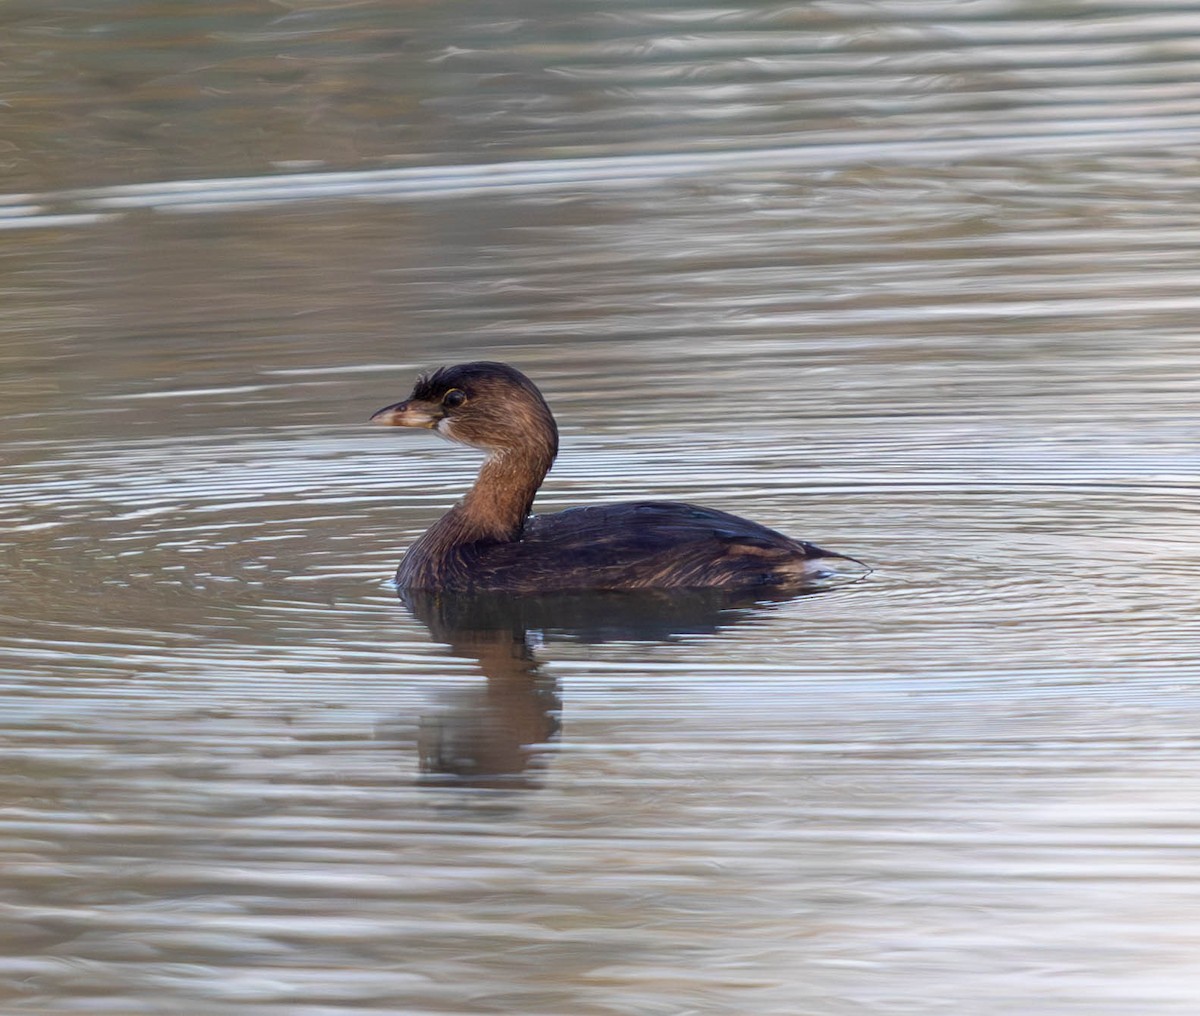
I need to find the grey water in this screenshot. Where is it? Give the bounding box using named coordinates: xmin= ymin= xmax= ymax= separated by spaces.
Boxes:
xmin=2 ymin=2 xmax=1200 ymax=1013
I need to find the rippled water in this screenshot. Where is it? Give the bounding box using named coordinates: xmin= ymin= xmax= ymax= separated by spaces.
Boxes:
xmin=3 ymin=2 xmax=1200 ymax=1013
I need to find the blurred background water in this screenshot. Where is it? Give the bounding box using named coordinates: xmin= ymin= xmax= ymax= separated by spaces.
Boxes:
xmin=2 ymin=1 xmax=1200 ymax=1013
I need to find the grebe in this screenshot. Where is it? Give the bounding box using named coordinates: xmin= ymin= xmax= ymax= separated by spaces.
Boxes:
xmin=370 ymin=362 xmax=863 ymax=593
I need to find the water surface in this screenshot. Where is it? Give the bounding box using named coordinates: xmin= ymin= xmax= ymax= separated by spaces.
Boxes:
xmin=2 ymin=2 xmax=1200 ymax=1014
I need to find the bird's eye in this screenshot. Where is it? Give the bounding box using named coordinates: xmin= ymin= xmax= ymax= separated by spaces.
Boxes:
xmin=442 ymin=389 xmax=466 ymax=409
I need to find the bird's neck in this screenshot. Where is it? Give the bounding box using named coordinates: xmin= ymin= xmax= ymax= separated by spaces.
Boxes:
xmin=457 ymin=446 xmax=551 ymax=541
xmin=417 ymin=439 xmax=552 ymax=551
xmin=396 ymin=424 xmax=558 ymax=590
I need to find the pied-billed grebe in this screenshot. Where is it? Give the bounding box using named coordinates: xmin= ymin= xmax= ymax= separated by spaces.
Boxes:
xmin=370 ymin=362 xmax=864 ymax=593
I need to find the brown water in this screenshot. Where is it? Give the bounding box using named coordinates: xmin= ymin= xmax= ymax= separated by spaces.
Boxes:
xmin=3 ymin=2 xmax=1200 ymax=1014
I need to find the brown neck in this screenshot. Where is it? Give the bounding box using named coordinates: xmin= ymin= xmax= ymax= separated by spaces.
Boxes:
xmin=419 ymin=439 xmax=553 ymax=551
xmin=458 ymin=447 xmax=551 ymax=541
xmin=396 ymin=420 xmax=558 ymax=590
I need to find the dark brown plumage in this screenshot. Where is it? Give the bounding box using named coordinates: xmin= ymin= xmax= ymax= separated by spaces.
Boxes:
xmin=370 ymin=362 xmax=863 ymax=594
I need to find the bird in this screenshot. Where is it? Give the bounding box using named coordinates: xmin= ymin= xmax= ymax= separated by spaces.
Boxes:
xmin=370 ymin=361 xmax=864 ymax=593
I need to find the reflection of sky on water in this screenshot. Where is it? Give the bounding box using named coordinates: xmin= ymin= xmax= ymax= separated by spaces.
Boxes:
xmin=2 ymin=1 xmax=1200 ymax=1012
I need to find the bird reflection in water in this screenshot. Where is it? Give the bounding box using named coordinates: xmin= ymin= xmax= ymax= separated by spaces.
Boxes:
xmin=397 ymin=587 xmax=817 ymax=790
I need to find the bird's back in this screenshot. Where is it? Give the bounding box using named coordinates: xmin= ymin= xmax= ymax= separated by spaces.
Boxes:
xmin=451 ymin=500 xmax=848 ymax=593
